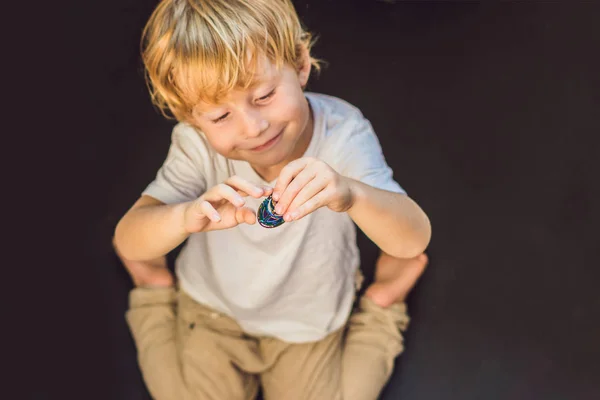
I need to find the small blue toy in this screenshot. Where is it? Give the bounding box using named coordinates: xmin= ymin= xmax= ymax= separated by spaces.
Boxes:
xmin=257 ymin=195 xmax=285 ymax=228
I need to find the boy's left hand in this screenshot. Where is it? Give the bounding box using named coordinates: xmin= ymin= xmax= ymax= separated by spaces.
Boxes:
xmin=272 ymin=157 xmax=354 ymax=222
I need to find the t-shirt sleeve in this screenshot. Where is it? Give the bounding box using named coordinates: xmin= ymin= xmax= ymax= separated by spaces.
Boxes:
xmin=142 ymin=124 xmax=208 ymax=204
xmin=333 ymin=116 xmax=406 ymax=195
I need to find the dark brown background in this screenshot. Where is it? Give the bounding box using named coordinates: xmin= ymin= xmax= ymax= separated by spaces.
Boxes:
xmin=24 ymin=1 xmax=600 ymax=399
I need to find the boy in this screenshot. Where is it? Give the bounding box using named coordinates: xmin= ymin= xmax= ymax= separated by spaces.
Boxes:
xmin=113 ymin=0 xmax=431 ymax=399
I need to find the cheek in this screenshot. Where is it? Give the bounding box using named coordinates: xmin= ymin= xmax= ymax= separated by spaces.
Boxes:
xmin=203 ymin=127 xmax=239 ymax=155
xmin=272 ymin=91 xmax=308 ymax=126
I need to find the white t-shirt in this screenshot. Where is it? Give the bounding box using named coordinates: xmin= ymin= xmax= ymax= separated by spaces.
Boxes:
xmin=142 ymin=93 xmax=405 ymax=343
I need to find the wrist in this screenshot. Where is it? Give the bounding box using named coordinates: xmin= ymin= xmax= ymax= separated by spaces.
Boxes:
xmin=177 ymin=201 xmax=196 ymax=235
xmin=346 ymin=178 xmax=365 ymax=214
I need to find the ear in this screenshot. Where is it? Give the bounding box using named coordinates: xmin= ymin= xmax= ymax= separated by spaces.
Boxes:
xmin=296 ymin=44 xmax=312 ymax=87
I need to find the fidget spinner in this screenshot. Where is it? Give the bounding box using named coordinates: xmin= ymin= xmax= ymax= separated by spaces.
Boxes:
xmin=257 ymin=195 xmax=285 ymax=228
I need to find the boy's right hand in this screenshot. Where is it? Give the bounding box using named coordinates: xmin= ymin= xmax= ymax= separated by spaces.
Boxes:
xmin=183 ymin=176 xmax=272 ymax=233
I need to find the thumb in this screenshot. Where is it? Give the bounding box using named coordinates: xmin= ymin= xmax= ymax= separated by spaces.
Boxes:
xmin=235 ymin=207 xmax=257 ymax=225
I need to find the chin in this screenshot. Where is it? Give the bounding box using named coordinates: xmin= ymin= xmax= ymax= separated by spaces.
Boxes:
xmin=253 ymin=150 xmax=288 ymax=167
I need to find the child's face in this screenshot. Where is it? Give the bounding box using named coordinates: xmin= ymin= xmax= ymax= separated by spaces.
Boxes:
xmin=190 ymin=54 xmax=312 ymax=172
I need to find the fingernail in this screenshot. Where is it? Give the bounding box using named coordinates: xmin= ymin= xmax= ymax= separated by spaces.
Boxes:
xmin=236 ymin=198 xmax=245 ymax=206
xmin=290 ymin=211 xmax=299 ymax=220
xmin=272 ymin=193 xmax=279 ymax=201
xmin=254 ymin=187 xmax=263 ymax=195
xmin=213 ymin=213 xmax=221 ymax=221
xmin=275 ymin=205 xmax=283 ymax=214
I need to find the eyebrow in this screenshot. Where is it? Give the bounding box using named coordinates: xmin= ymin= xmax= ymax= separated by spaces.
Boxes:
xmin=194 ymin=72 xmax=279 ymax=115
xmin=247 ymin=72 xmax=278 ymax=89
xmin=196 ymin=107 xmax=225 ymax=117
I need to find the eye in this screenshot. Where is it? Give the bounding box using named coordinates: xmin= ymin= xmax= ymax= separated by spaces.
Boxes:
xmin=211 ymin=112 xmax=230 ymax=123
xmin=257 ymin=89 xmax=275 ymax=102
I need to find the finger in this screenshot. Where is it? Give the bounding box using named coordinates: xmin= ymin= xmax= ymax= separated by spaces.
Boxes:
xmin=284 ymin=188 xmax=331 ymax=222
xmin=262 ymin=186 xmax=274 ymax=197
xmin=235 ymin=185 xmax=272 ymax=197
xmin=272 ymin=158 xmax=311 ymax=201
xmin=235 ymin=207 xmax=257 ymax=225
xmin=225 ymin=176 xmax=267 ymax=198
xmin=238 ymin=186 xmax=272 ymax=195
xmin=285 ymin=175 xmax=329 ymax=216
xmin=198 ymin=200 xmax=221 ymax=222
xmin=274 ymin=168 xmax=318 ymax=215
xmin=204 ymin=183 xmax=246 ymax=207
xmin=243 ymin=207 xmax=257 ymax=225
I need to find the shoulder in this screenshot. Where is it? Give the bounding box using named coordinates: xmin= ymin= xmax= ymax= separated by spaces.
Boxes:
xmin=306 ymin=92 xmax=365 ymax=130
xmin=171 ymin=122 xmax=210 ymax=151
xmin=307 ymin=93 xmax=377 ymax=152
xmin=169 ymin=122 xmax=221 ymax=162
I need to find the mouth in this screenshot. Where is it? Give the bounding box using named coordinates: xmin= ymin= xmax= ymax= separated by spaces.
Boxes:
xmin=250 ymin=130 xmax=283 ymax=152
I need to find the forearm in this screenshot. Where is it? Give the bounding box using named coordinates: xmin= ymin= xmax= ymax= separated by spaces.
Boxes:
xmin=114 ymin=202 xmax=190 ymax=261
xmin=347 ymin=179 xmax=431 ymax=259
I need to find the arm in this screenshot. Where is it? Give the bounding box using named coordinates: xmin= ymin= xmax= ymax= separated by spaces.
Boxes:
xmin=346 ymin=179 xmax=431 ymax=259
xmin=114 ymin=177 xmax=272 ymax=261
xmin=114 ymin=124 xmax=206 ymax=261
xmin=114 ymin=195 xmax=190 ymax=261
xmin=273 ymin=159 xmax=431 ymax=259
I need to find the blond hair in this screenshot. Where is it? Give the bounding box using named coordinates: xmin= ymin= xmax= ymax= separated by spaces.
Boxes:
xmin=141 ymin=0 xmax=321 ymax=122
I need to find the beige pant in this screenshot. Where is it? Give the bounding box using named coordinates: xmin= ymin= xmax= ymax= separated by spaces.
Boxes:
xmin=126 ymin=286 xmax=409 ymax=400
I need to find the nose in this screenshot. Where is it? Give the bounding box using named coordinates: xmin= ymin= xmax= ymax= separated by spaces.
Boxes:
xmin=242 ymin=109 xmax=269 ymax=138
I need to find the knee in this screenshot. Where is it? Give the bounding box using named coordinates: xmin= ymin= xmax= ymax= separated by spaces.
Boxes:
xmin=112 ymin=235 xmax=122 ymax=257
